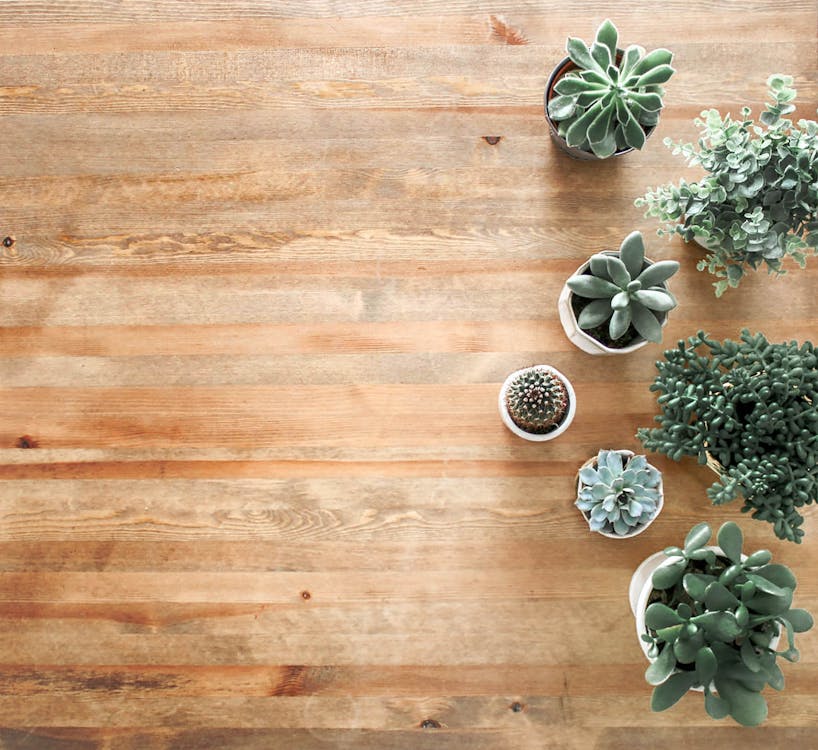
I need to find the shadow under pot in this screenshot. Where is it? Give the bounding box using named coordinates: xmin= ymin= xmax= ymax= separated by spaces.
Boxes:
xmin=544 ymin=55 xmax=656 ymax=161
xmin=558 ymin=251 xmax=670 ymax=355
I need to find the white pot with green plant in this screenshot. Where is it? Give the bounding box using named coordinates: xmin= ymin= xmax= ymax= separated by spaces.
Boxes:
xmin=575 ymin=449 xmax=663 ymax=538
xmin=637 ymin=74 xmax=818 ymax=296
xmin=498 ymin=365 xmax=576 ymax=442
xmin=558 ymin=231 xmax=680 ymax=355
xmin=629 ymin=521 xmax=813 ymax=727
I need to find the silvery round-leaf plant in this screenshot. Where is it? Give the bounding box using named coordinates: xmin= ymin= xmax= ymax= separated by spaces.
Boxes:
xmin=637 ymin=74 xmax=818 ymax=296
xmin=547 ymin=19 xmax=675 ymax=158
xmin=576 ymin=450 xmax=662 ymax=535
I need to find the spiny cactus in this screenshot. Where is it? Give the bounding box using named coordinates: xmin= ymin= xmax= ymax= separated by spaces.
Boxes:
xmin=638 ymin=330 xmax=818 ymax=542
xmin=642 ymin=521 xmax=813 ymax=726
xmin=567 ymin=231 xmax=679 ymax=344
xmin=576 ymin=450 xmax=662 ymax=535
xmin=505 ymin=367 xmax=570 ymax=434
xmin=547 ymin=19 xmax=675 ymax=158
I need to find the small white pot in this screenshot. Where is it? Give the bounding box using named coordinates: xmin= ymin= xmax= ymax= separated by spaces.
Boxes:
xmin=629 ymin=547 xmax=779 ymax=692
xmin=557 ymin=253 xmax=668 ymax=356
xmin=576 ymin=450 xmax=664 ymax=539
xmin=498 ymin=365 xmax=576 ymax=442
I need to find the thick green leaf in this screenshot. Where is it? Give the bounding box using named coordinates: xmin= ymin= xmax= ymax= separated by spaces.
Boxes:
xmin=554 ymin=76 xmax=603 ymax=95
xmin=547 ymin=93 xmax=577 ymax=120
xmin=589 ymin=254 xmax=611 ymax=279
xmin=636 ymin=64 xmax=676 ymax=87
xmin=645 ymin=643 xmax=676 ymax=686
xmin=620 ymin=102 xmax=646 ymax=150
xmin=635 ymin=260 xmax=679 ymax=287
xmin=627 ymin=91 xmax=664 ymax=112
xmin=566 ymin=274 xmax=620 ymax=299
xmin=744 ymin=550 xmax=772 ymax=567
xmin=673 ymin=635 xmax=701 ymax=664
xmin=751 ymin=564 xmax=796 ymax=591
xmin=577 ymin=298 xmax=613 ymax=329
xmin=645 ymin=602 xmax=683 ymax=629
xmin=651 ymin=672 xmax=697 ymax=712
xmin=745 ymin=573 xmax=787 ymax=597
xmin=652 ymin=559 xmax=687 ymax=590
xmin=696 ymin=646 xmax=717 ymax=685
xmin=704 ymin=689 xmax=730 ymax=720
xmin=632 ymin=289 xmax=675 ymax=311
xmin=589 ymin=128 xmax=617 ymax=158
xmin=564 ymin=101 xmax=604 ymax=148
xmin=594 ymin=19 xmax=618 ymax=60
xmin=630 ymin=48 xmax=674 ymax=76
xmin=712 ymin=677 xmax=768 ymax=727
xmin=631 ymin=303 xmax=663 ymax=343
xmin=717 ymin=522 xmax=743 ymax=564
xmin=740 ymin=639 xmax=762 ymax=673
xmin=587 ymin=101 xmax=615 ymax=144
xmin=684 ymin=523 xmax=712 ymax=553
xmin=618 ymin=231 xmax=645 ymax=277
xmin=704 ymin=582 xmax=741 ymax=611
xmin=693 ymin=611 xmax=742 ymax=642
xmin=783 ymin=609 xmax=814 ymax=633
xmin=566 ymin=36 xmax=604 ymax=73
xmin=590 ymin=42 xmax=612 ymax=71
xmin=683 ymin=574 xmax=712 ymax=602
xmin=609 ymin=307 xmax=632 ymax=340
xmin=606 ymin=255 xmax=632 ymax=288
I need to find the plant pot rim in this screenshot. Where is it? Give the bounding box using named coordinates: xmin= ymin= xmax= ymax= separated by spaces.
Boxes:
xmin=498 ymin=365 xmax=576 ymax=442
xmin=558 ymin=251 xmax=669 ymax=355
xmin=544 ymin=55 xmax=656 ymax=160
xmin=576 ymin=449 xmax=664 ymax=539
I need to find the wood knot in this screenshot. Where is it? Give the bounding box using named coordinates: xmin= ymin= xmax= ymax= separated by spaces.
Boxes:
xmin=300 ymin=590 xmax=311 ymax=600
xmin=483 ymin=136 xmax=502 ymax=145
xmin=420 ymin=719 xmax=441 ymax=729
xmin=2 ymin=236 xmax=14 ymax=248
xmin=16 ymin=435 xmax=38 ymax=449
xmin=510 ymin=701 xmax=525 ymax=713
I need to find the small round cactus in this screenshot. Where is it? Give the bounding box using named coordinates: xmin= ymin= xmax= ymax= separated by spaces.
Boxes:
xmin=504 ymin=367 xmax=570 ymax=434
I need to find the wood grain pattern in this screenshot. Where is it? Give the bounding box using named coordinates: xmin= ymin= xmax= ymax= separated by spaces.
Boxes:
xmin=1 ymin=2 xmax=817 ymax=747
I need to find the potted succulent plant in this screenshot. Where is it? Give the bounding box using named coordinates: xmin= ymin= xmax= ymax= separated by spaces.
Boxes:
xmin=544 ymin=19 xmax=675 ymax=160
xmin=637 ymin=75 xmax=818 ymax=296
xmin=629 ymin=521 xmax=813 ymax=726
xmin=558 ymin=230 xmax=680 ymax=354
xmin=638 ymin=330 xmax=818 ymax=543
xmin=575 ymin=449 xmax=663 ymax=538
xmin=498 ymin=365 xmax=576 ymax=442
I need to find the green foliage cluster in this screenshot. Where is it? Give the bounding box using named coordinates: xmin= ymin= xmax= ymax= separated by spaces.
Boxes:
xmin=637 ymin=75 xmax=818 ymax=295
xmin=547 ymin=19 xmax=675 ymax=158
xmin=643 ymin=522 xmax=813 ymax=726
xmin=567 ymin=231 xmax=679 ymax=344
xmin=638 ymin=330 xmax=818 ymax=542
xmin=576 ymin=450 xmax=662 ymax=535
xmin=504 ymin=367 xmax=569 ymax=434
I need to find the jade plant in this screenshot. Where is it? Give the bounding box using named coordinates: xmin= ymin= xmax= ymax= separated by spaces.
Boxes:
xmin=638 ymin=330 xmax=818 ymax=542
xmin=547 ymin=19 xmax=675 ymax=157
xmin=504 ymin=367 xmax=569 ymax=434
xmin=576 ymin=450 xmax=662 ymax=535
xmin=637 ymin=75 xmax=818 ymax=296
xmin=566 ymin=230 xmax=679 ymax=344
xmin=642 ymin=521 xmax=813 ymax=726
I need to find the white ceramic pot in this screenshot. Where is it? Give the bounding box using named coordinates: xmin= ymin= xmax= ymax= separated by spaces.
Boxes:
xmin=558 ymin=253 xmax=668 ymax=356
xmin=575 ymin=450 xmax=664 ymax=539
xmin=629 ymin=547 xmax=779 ymax=691
xmin=498 ymin=365 xmax=576 ymax=442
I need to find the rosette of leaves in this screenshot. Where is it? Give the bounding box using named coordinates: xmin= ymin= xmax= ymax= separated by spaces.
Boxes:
xmin=504 ymin=367 xmax=569 ymax=434
xmin=637 ymin=74 xmax=818 ymax=296
xmin=642 ymin=521 xmax=813 ymax=726
xmin=547 ymin=19 xmax=675 ymax=158
xmin=566 ymin=231 xmax=679 ymax=344
xmin=638 ymin=330 xmax=818 ymax=542
xmin=576 ymin=450 xmax=662 ymax=535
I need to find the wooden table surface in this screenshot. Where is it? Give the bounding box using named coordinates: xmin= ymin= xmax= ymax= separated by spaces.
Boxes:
xmin=1 ymin=2 xmax=817 ymax=748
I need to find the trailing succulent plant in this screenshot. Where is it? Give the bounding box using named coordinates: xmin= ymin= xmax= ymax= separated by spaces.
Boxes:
xmin=547 ymin=19 xmax=675 ymax=158
xmin=504 ymin=367 xmax=569 ymax=434
xmin=566 ymin=230 xmax=679 ymax=344
xmin=642 ymin=521 xmax=813 ymax=726
xmin=637 ymin=75 xmax=818 ymax=296
xmin=638 ymin=330 xmax=818 ymax=542
xmin=576 ymin=450 xmax=662 ymax=535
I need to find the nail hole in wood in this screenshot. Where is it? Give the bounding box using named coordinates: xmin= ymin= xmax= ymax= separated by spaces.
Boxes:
xmin=300 ymin=590 xmax=311 ymax=600
xmin=3 ymin=236 xmax=14 ymax=247
xmin=483 ymin=136 xmax=502 ymax=145
xmin=420 ymin=719 xmax=441 ymax=729
xmin=16 ymin=435 xmax=38 ymax=449
xmin=510 ymin=701 xmax=525 ymax=713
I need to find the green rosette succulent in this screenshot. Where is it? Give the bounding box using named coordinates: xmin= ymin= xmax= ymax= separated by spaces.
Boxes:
xmin=547 ymin=19 xmax=675 ymax=158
